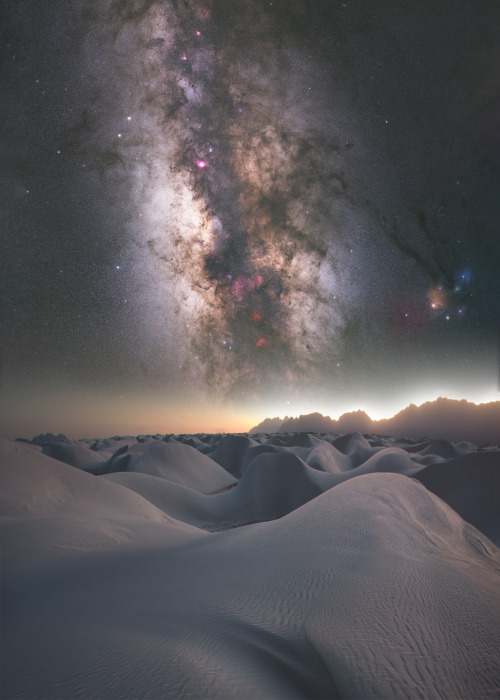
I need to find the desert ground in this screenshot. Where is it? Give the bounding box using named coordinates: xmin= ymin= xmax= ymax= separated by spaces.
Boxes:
xmin=2 ymin=431 xmax=499 ymax=699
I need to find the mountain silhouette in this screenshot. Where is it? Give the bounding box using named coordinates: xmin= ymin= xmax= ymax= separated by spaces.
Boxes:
xmin=250 ymin=398 xmax=500 ymax=445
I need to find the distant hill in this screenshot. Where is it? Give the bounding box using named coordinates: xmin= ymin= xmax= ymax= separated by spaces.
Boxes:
xmin=250 ymin=398 xmax=500 ymax=445
xmin=251 ymin=416 xmax=289 ymax=433
xmin=279 ymin=412 xmax=339 ymax=433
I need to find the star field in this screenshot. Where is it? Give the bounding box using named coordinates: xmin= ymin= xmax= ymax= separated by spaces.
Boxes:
xmin=1 ymin=0 xmax=499 ymax=437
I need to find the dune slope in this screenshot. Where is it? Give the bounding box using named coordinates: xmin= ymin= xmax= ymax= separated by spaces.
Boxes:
xmin=2 ymin=436 xmax=499 ymax=700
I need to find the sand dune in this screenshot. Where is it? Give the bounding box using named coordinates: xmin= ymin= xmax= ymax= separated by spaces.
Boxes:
xmin=2 ymin=432 xmax=500 ymax=699
xmin=105 ymin=440 xmax=237 ymax=493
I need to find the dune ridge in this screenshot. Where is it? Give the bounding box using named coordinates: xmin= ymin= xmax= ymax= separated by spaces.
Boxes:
xmin=2 ymin=430 xmax=500 ymax=699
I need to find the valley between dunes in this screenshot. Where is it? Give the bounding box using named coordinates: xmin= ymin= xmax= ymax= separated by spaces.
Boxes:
xmin=2 ymin=431 xmax=499 ymax=699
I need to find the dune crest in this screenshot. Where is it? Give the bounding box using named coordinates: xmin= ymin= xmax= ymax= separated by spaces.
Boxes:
xmin=2 ymin=432 xmax=499 ymax=699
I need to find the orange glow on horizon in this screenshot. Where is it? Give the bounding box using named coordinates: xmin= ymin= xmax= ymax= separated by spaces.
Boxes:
xmin=0 ymin=385 xmax=260 ymax=440
xmin=1 ymin=380 xmax=498 ymax=441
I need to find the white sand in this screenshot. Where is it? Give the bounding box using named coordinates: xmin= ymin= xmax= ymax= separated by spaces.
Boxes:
xmin=2 ymin=433 xmax=499 ymax=699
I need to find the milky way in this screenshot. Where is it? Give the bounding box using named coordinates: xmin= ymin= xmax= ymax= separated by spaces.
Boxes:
xmin=102 ymin=0 xmax=361 ymax=403
xmin=1 ymin=0 xmax=499 ymax=435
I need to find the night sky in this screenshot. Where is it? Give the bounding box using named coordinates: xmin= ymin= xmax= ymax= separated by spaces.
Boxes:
xmin=2 ymin=0 xmax=499 ymax=438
